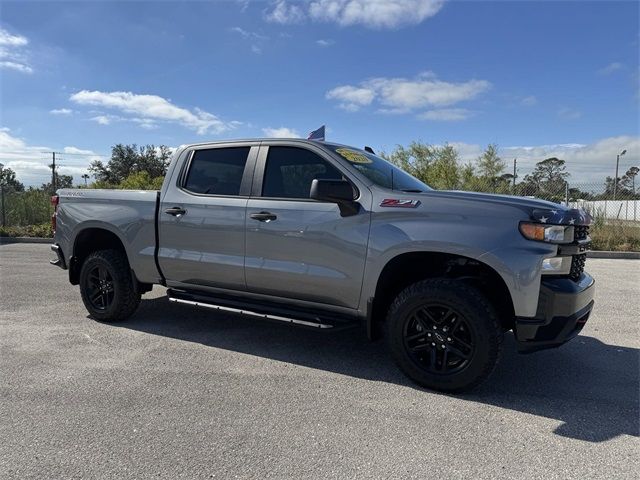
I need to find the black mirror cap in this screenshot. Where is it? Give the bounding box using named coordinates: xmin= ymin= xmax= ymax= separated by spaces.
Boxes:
xmin=310 ymin=179 xmax=359 ymax=216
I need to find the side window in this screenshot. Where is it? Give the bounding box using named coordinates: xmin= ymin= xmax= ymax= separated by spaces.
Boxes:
xmin=184 ymin=147 xmax=250 ymax=195
xmin=262 ymin=146 xmax=344 ymax=199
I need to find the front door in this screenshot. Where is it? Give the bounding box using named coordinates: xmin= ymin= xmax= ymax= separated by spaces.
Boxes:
xmin=158 ymin=144 xmax=257 ymax=291
xmin=245 ymin=145 xmax=370 ymax=309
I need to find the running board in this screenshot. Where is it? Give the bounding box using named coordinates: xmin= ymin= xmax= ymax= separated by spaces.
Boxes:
xmin=166 ymin=289 xmax=359 ymax=330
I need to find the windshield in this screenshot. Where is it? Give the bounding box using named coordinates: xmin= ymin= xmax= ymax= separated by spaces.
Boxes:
xmin=325 ymin=144 xmax=431 ymax=192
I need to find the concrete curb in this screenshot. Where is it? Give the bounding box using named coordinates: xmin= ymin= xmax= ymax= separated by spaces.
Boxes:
xmin=0 ymin=237 xmax=53 ymax=244
xmin=587 ymin=250 xmax=640 ymax=259
xmin=2 ymin=236 xmax=639 ymax=259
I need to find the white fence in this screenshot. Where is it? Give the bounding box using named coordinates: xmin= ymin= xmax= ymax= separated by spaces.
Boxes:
xmin=570 ymin=199 xmax=640 ymax=221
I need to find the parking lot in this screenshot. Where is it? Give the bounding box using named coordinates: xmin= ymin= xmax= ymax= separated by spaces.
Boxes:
xmin=1 ymin=243 xmax=638 ymax=479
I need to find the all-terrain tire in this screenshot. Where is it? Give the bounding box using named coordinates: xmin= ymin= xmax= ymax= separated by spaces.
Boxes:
xmin=386 ymin=279 xmax=503 ymax=392
xmin=79 ymin=249 xmax=141 ymax=322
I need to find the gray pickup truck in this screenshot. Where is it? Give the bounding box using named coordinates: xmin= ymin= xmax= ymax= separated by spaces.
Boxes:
xmin=51 ymin=139 xmax=595 ymax=391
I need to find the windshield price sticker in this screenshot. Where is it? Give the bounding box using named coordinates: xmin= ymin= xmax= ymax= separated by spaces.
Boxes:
xmin=335 ymin=148 xmax=372 ymax=164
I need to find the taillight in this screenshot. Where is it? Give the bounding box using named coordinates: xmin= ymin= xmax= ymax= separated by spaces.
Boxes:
xmin=51 ymin=195 xmax=59 ymax=234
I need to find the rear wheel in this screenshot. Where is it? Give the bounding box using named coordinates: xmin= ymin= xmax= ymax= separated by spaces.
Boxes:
xmin=79 ymin=249 xmax=141 ymax=322
xmin=386 ymin=279 xmax=502 ymax=392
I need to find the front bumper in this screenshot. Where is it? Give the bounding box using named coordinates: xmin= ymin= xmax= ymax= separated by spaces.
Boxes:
xmin=515 ymin=273 xmax=595 ymax=353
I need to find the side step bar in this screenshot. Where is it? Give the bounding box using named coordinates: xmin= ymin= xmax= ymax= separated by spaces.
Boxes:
xmin=166 ymin=289 xmax=358 ymax=331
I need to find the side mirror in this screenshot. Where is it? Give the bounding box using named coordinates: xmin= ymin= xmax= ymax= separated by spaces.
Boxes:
xmin=310 ymin=179 xmax=359 ymax=217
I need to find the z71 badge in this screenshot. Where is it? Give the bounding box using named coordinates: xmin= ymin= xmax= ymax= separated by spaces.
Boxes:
xmin=380 ymin=199 xmax=421 ymax=208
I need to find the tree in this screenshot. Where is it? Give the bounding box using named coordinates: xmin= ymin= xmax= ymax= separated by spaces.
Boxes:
xmin=119 ymin=172 xmax=164 ymax=190
xmin=381 ymin=141 xmax=461 ymax=189
xmin=42 ymin=171 xmax=73 ymax=192
xmin=621 ymin=166 xmax=639 ymax=198
xmin=520 ymin=157 xmax=569 ymax=201
xmin=0 ymin=163 xmax=25 ymax=191
xmin=89 ymin=144 xmax=172 ymax=184
xmin=475 ymin=144 xmax=509 ymax=193
xmin=81 ymin=173 xmax=90 ymax=186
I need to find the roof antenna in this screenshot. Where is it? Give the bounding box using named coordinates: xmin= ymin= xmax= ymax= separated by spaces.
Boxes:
xmin=364 ymin=146 xmax=375 ymax=154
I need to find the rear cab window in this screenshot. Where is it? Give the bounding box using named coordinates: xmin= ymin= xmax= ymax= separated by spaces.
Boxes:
xmin=183 ymin=147 xmax=251 ymax=196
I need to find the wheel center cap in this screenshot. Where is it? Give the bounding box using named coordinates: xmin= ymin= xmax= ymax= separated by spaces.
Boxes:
xmin=434 ymin=332 xmax=444 ymax=342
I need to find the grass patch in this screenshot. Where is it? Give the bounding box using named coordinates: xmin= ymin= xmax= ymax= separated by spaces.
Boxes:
xmin=589 ymin=221 xmax=640 ymax=252
xmin=0 ymin=223 xmax=53 ymax=238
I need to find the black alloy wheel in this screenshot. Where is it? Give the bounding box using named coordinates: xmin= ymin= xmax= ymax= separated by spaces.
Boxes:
xmin=386 ymin=279 xmax=503 ymax=392
xmin=86 ymin=265 xmax=115 ymax=311
xmin=403 ymin=304 xmax=475 ymax=375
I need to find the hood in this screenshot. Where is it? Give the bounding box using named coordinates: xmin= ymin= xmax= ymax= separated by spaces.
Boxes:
xmin=415 ymin=190 xmax=592 ymax=226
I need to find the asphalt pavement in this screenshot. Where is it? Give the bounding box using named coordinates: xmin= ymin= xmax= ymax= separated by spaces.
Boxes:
xmin=1 ymin=243 xmax=638 ymax=479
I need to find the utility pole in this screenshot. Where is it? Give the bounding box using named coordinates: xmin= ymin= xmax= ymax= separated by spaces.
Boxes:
xmin=512 ymin=158 xmax=517 ymax=193
xmin=51 ymin=151 xmax=57 ymax=194
xmin=613 ymin=149 xmax=626 ymax=200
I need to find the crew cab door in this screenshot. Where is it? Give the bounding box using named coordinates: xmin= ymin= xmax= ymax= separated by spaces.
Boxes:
xmin=244 ymin=143 xmax=371 ymax=309
xmin=158 ymin=143 xmax=258 ymax=291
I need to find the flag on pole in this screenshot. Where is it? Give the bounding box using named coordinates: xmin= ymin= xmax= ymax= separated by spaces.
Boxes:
xmin=307 ymin=125 xmax=325 ymax=141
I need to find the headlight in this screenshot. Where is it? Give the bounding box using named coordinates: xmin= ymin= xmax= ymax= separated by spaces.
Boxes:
xmin=541 ymin=256 xmax=572 ymax=275
xmin=519 ymin=222 xmax=574 ymax=243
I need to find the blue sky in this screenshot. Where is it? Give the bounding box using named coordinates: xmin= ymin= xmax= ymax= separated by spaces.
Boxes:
xmin=0 ymin=0 xmax=638 ymax=185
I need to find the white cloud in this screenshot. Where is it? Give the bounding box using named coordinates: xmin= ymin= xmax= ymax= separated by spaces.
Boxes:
xmin=63 ymin=146 xmax=96 ymax=155
xmin=558 ymin=107 xmax=582 ymax=120
xmin=327 ymin=72 xmax=490 ymax=113
xmin=0 ymin=61 xmax=33 ymax=73
xmin=325 ymin=85 xmax=376 ymax=111
xmin=50 ymin=108 xmax=73 ymax=116
xmin=309 ymin=0 xmax=444 ymax=29
xmin=266 ymin=0 xmax=444 ymax=29
xmin=262 ymin=127 xmax=301 ymax=138
xmin=230 ymin=27 xmax=268 ymax=40
xmin=251 ymin=44 xmax=262 ymax=54
xmin=0 ymin=129 xmax=101 ymax=186
xmin=70 ymin=90 xmax=237 ymax=134
xmin=598 ymin=62 xmax=623 ymax=75
xmin=418 ymin=108 xmax=474 ymax=121
xmin=0 ymin=27 xmax=32 ymax=74
xmin=316 ymin=39 xmax=335 ymax=47
xmin=447 ymin=135 xmax=640 ymax=183
xmin=0 ymin=29 xmax=28 ymax=46
xmin=90 ymin=114 xmax=116 ymax=125
xmin=265 ymin=1 xmax=306 ymax=24
xmin=520 ymin=95 xmax=538 ymax=107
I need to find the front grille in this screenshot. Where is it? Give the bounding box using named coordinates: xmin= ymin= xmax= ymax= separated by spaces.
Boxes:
xmin=569 ymin=253 xmax=587 ymax=281
xmin=567 ymin=225 xmax=590 ymax=281
xmin=574 ymin=225 xmax=589 ymax=241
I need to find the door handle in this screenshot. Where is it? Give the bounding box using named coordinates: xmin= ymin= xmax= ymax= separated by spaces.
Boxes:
xmin=250 ymin=211 xmax=277 ymax=222
xmin=165 ymin=206 xmax=186 ymax=216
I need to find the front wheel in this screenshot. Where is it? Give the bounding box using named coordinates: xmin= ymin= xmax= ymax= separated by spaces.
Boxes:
xmin=79 ymin=249 xmax=141 ymax=322
xmin=386 ymin=279 xmax=503 ymax=392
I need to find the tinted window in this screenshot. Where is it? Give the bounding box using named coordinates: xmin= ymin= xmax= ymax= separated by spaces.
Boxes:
xmin=184 ymin=147 xmax=250 ymax=195
xmin=262 ymin=146 xmax=344 ymax=199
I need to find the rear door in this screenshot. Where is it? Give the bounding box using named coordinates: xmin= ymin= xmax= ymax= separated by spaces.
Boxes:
xmin=244 ymin=143 xmax=371 ymax=309
xmin=158 ymin=143 xmax=257 ymax=291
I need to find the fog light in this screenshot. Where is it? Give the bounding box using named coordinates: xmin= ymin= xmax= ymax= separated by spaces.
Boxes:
xmin=541 ymin=256 xmax=571 ymax=275
xmin=542 ymin=257 xmax=563 ymax=271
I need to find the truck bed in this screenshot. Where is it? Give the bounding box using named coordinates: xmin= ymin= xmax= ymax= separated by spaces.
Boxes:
xmin=55 ymin=189 xmax=161 ymax=284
